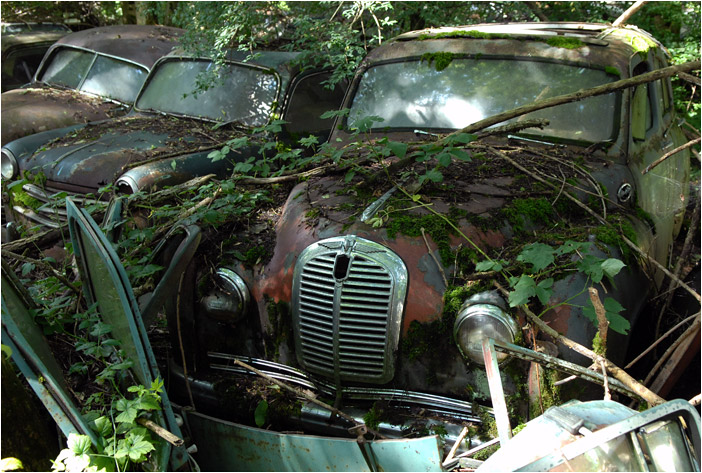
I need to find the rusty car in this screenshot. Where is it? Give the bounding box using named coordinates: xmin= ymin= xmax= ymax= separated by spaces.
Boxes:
xmin=1 ymin=22 xmax=71 ymax=92
xmin=151 ymin=22 xmax=695 ymax=466
xmin=1 ymin=47 xmax=347 ymax=230
xmin=0 ymin=24 xmax=183 ymax=145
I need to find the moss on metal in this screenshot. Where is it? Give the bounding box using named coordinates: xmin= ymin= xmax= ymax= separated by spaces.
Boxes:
xmin=545 ymin=36 xmax=584 ymax=49
xmin=420 ymin=51 xmax=456 ymax=71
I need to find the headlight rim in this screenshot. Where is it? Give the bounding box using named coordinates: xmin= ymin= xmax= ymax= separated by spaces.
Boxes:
xmin=1 ymin=148 xmax=18 ymax=180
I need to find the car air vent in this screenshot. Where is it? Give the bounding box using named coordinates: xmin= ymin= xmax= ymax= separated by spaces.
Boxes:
xmin=292 ymin=235 xmax=408 ymax=384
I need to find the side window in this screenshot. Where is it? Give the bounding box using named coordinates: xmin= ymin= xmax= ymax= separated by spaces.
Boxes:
xmin=631 ymin=63 xmax=654 ymax=141
xmin=284 ymin=72 xmax=347 ymax=136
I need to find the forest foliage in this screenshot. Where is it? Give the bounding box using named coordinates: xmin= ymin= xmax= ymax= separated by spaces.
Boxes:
xmin=2 ymin=1 xmax=700 ymax=125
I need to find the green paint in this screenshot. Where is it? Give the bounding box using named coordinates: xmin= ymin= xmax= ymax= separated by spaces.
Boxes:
xmin=546 ymin=36 xmax=584 ymax=49
xmin=421 ymin=52 xmax=456 ymax=71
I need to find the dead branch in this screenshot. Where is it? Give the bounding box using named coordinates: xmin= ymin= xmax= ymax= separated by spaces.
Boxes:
xmin=643 ymin=313 xmax=701 ymax=386
xmin=642 ymin=138 xmax=701 ymax=175
xmin=421 ymin=227 xmax=448 ymax=288
xmin=505 ymin=284 xmax=666 ymax=406
xmin=441 ymin=61 xmax=701 ymax=141
xmin=237 ymin=163 xmax=337 ymax=185
xmin=525 ymin=1 xmax=550 ymax=21
xmin=475 ymin=119 xmax=550 ymax=139
xmin=232 ymin=359 xmax=387 ymax=439
xmin=136 ymin=417 xmax=184 ymax=447
xmin=1 ymin=249 xmax=79 ymax=295
xmin=690 ymin=394 xmax=702 ymax=406
xmin=626 ymin=312 xmax=700 ymax=369
xmin=612 ymin=0 xmax=646 ymax=27
xmin=589 ymin=287 xmax=609 ymax=351
xmin=678 ymin=71 xmax=701 ymax=86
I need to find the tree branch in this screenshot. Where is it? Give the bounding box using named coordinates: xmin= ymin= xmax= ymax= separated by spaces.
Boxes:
xmin=612 ymin=0 xmax=647 ymax=27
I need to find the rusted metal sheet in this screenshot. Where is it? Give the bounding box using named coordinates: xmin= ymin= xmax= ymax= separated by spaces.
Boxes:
xmin=183 ymin=410 xmax=444 ymax=472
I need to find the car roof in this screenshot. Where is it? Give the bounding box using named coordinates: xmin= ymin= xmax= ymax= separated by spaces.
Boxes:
xmin=363 ymin=22 xmax=666 ymax=77
xmin=159 ymin=49 xmax=304 ymax=77
xmin=52 ymin=25 xmax=183 ymax=68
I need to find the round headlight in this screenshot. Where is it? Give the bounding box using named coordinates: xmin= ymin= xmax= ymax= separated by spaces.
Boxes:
xmin=454 ymin=291 xmax=519 ymax=365
xmin=1 ymin=149 xmax=18 ymax=180
xmin=200 ymin=268 xmax=250 ymax=322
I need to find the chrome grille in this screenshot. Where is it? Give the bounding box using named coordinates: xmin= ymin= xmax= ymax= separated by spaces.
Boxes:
xmin=292 ymin=236 xmax=407 ymax=384
xmin=15 ymin=183 xmax=104 ymax=228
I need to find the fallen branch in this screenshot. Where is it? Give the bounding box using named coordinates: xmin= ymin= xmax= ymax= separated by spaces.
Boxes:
xmin=642 ymin=138 xmax=701 ymax=175
xmin=502 ymin=284 xmax=665 ymax=406
xmin=626 ymin=312 xmax=701 ymax=369
xmin=612 ymin=0 xmax=646 ymax=27
xmin=678 ymin=71 xmax=701 ymax=86
xmin=441 ymin=61 xmax=701 ymax=140
xmin=232 ymin=359 xmax=387 ymax=439
xmin=238 ymin=163 xmax=337 ymax=185
xmin=442 ymin=426 xmax=469 ymax=467
xmin=421 ymin=227 xmax=448 ymax=288
xmin=643 ymin=313 xmax=701 ymax=386
xmin=136 ymin=417 xmax=184 ymax=447
xmin=1 ymin=249 xmax=79 ymax=295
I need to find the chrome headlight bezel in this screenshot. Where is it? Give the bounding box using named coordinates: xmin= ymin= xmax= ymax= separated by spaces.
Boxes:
xmin=1 ymin=148 xmax=18 ymax=180
xmin=453 ymin=291 xmax=519 ymax=365
xmin=200 ymin=267 xmax=250 ymax=322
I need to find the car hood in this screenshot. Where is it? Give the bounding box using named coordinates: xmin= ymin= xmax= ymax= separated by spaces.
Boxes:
xmin=1 ymin=86 xmax=126 ymax=145
xmin=19 ymin=114 xmax=239 ymax=191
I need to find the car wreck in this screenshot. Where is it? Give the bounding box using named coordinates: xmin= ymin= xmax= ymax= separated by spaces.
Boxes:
xmin=1 ymin=48 xmax=347 ymax=229
xmin=0 ymin=24 xmax=183 ymax=145
xmin=140 ymin=22 xmax=696 ymax=466
xmin=1 ymin=22 xmax=71 ymax=93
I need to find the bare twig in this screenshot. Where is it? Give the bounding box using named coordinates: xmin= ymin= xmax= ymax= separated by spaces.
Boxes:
xmin=612 ymin=0 xmax=646 ymax=26
xmin=690 ymin=394 xmax=702 ymax=406
xmin=442 ymin=426 xmax=469 ymax=466
xmin=1 ymin=249 xmax=79 ymax=295
xmin=643 ymin=314 xmax=701 ymax=386
xmin=238 ymin=163 xmax=337 ymax=185
xmin=642 ymin=138 xmax=701 ymax=175
xmin=136 ymin=417 xmax=184 ymax=447
xmin=678 ymin=71 xmax=701 ymax=86
xmin=421 ymin=227 xmax=448 ymax=288
xmin=626 ymin=312 xmax=700 ymax=369
xmin=589 ymin=287 xmax=609 ymax=352
xmin=600 ymin=360 xmax=612 ymax=401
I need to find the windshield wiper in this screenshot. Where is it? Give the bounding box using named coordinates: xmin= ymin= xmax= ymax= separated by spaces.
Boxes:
xmin=414 ymin=129 xmax=441 ymax=138
xmin=507 ymin=134 xmax=563 ymax=147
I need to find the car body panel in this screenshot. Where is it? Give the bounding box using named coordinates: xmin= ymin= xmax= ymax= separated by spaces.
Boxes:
xmin=1 ymin=25 xmax=183 ymax=144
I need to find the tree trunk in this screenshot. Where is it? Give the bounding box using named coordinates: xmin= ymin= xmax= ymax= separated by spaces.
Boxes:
xmin=121 ymin=1 xmax=137 ymax=24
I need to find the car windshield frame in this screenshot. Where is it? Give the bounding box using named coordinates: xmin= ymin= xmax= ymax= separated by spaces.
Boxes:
xmin=36 ymin=45 xmax=150 ymax=104
xmin=133 ymin=57 xmax=282 ymax=126
xmin=345 ymin=55 xmax=622 ymax=144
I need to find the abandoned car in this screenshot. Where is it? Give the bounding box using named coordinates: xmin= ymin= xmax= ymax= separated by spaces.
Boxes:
xmin=0 ymin=24 xmax=183 ymax=144
xmin=1 ymin=48 xmax=347 ymax=229
xmin=155 ymin=22 xmax=693 ymax=463
xmin=1 ymin=23 xmax=70 ymax=92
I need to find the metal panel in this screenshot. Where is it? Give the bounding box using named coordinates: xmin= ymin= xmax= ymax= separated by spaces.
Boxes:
xmin=183 ymin=410 xmax=443 ymax=472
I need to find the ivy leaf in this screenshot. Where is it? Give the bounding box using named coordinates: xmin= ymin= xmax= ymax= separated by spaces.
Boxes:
xmin=437 ymin=151 xmax=452 ymax=167
xmin=255 ymin=400 xmax=269 ymax=427
xmin=418 ymin=168 xmax=443 ymax=184
xmin=508 ymin=274 xmax=536 ymax=307
xmin=67 ymin=433 xmax=93 ymax=456
xmin=535 ymin=278 xmax=554 ymax=305
xmin=386 ymin=141 xmax=407 ymax=158
xmin=517 ymin=243 xmax=555 ymax=273
xmin=91 ymin=416 xmax=113 ymax=438
xmin=448 ymin=148 xmax=471 ymax=161
xmin=556 ymin=240 xmax=592 ymax=255
xmin=601 ymin=258 xmax=626 ymax=279
xmin=577 ymin=255 xmax=605 ymax=283
xmin=583 ymin=297 xmax=629 ymax=334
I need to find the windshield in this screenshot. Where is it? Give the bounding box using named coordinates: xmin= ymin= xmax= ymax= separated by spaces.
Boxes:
xmin=348 ymin=58 xmax=620 ymax=142
xmin=39 ymin=47 xmax=147 ymax=103
xmin=135 ymin=59 xmax=278 ymax=125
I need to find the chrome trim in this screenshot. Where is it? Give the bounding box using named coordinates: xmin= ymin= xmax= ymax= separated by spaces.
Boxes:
xmin=115 ymin=174 xmax=139 ymax=195
xmin=18 ymin=183 xmax=105 ymax=226
xmin=292 ymin=235 xmax=408 ymax=384
xmin=1 ymin=149 xmax=18 ymax=180
xmin=207 ymin=354 xmax=485 ymax=423
xmin=361 ymin=186 xmax=397 ymax=222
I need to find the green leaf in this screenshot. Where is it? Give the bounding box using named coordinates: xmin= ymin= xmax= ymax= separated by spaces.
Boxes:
xmin=556 ymin=240 xmax=592 ymax=255
xmin=136 ymin=395 xmax=161 ymax=412
xmin=344 ymin=170 xmax=356 ymax=183
xmin=89 ymin=322 xmax=112 ymax=337
xmin=535 ymin=278 xmax=554 ymax=305
xmin=475 ymin=260 xmax=505 ymax=272
xmin=583 ymin=297 xmax=629 ymax=334
xmin=419 ymin=168 xmax=443 ymax=184
xmin=577 ymin=255 xmax=605 ymax=283
xmin=67 ymin=433 xmax=93 ymax=456
xmin=0 ymin=458 xmax=23 ymax=471
xmin=352 ymin=115 xmax=384 ymax=132
xmin=386 ymin=141 xmax=407 ymax=158
xmin=254 ymin=400 xmax=269 ymax=427
xmin=123 ymin=434 xmax=155 ymax=462
xmin=300 ymin=135 xmax=319 ymax=148
xmin=21 ymin=262 xmax=35 ymax=276
xmin=1 ymin=344 xmax=12 ymax=359
xmin=444 ymin=132 xmax=477 ymax=145
xmin=437 ymin=151 xmax=452 ymax=167
xmin=170 ymin=160 xmax=177 ymax=171
xmin=114 ymin=399 xmax=139 ymax=424
xmin=508 ymin=274 xmax=536 ymax=307
xmin=91 ymin=416 xmax=113 ymax=438
xmin=448 ymin=148 xmax=471 ymax=161
xmin=320 ymin=108 xmax=350 ymax=120
xmin=601 ymin=258 xmax=626 ymax=278
xmin=517 ymin=243 xmax=555 ymax=272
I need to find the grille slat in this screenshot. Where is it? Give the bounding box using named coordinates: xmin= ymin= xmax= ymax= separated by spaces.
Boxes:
xmin=293 ymin=236 xmax=407 ymax=384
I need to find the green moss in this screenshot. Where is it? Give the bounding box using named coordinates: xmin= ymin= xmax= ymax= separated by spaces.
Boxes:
xmin=501 ymin=197 xmax=554 ymax=233
xmin=605 ymin=66 xmax=621 ymax=77
xmin=244 ymin=246 xmax=268 ymax=267
xmin=421 ymin=52 xmax=456 ymax=71
xmin=529 ymin=368 xmax=562 ymax=419
xmin=623 ymin=31 xmax=658 ymax=58
xmin=264 ymin=299 xmax=292 ymax=362
xmin=8 ymin=180 xmax=42 ymax=210
xmin=546 ymin=36 xmax=584 ymax=49
xmin=417 ymin=30 xmax=509 ymax=41
xmin=386 ymin=211 xmax=457 ymax=264
xmin=305 ymin=208 xmax=320 ymax=220
xmin=592 ymin=331 xmax=606 ymax=356
xmin=363 ymin=402 xmax=384 ymax=430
